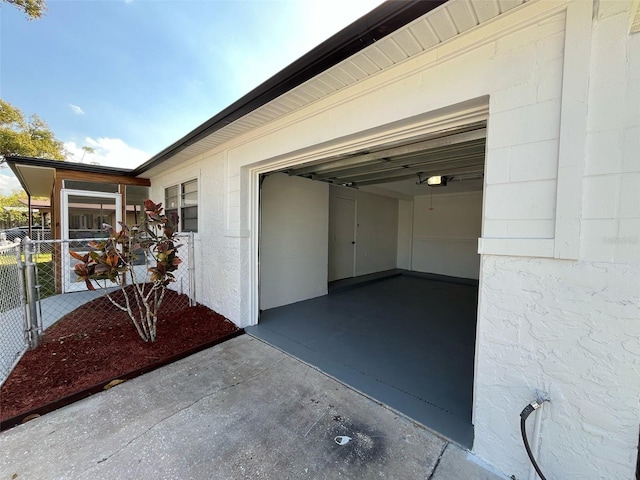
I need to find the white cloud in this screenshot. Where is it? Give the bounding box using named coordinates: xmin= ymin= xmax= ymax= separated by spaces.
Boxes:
xmin=64 ymin=137 xmax=150 ymax=169
xmin=68 ymin=104 xmax=85 ymax=115
xmin=0 ymin=137 xmax=149 ymax=195
xmin=0 ymin=170 xmax=23 ymax=196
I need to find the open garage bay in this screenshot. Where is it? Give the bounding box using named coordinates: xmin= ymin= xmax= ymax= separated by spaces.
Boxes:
xmin=247 ymin=272 xmax=477 ymax=448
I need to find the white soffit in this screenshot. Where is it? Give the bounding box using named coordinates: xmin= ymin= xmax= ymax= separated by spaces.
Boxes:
xmin=14 ymin=165 xmax=55 ymax=198
xmin=171 ymin=0 xmax=530 ymax=163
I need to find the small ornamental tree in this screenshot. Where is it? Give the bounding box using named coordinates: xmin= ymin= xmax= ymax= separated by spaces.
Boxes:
xmin=71 ymin=199 xmax=181 ymax=342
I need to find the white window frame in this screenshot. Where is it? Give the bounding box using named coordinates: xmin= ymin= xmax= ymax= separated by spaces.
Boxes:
xmin=164 ymin=179 xmax=198 ymax=233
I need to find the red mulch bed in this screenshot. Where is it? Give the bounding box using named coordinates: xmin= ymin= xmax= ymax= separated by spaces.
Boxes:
xmin=0 ymin=287 xmax=241 ymax=428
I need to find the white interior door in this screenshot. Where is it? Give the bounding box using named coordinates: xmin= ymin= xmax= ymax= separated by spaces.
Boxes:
xmin=329 ymin=196 xmax=356 ymax=281
xmin=61 ymin=189 xmax=122 ymax=293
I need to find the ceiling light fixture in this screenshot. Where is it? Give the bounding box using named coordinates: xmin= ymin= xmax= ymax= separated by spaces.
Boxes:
xmin=427 ymin=175 xmax=446 ymax=186
xmin=417 ymin=172 xmax=448 ymax=187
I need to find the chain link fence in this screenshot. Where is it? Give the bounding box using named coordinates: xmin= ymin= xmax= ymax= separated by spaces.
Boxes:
xmin=35 ymin=233 xmax=195 ymax=329
xmin=0 ymin=233 xmax=195 ymax=385
xmin=0 ymin=228 xmax=51 ymax=243
xmin=0 ymin=241 xmax=27 ymax=387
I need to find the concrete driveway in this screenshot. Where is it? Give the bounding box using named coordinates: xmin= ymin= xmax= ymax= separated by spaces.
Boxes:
xmin=0 ymin=335 xmax=506 ymax=479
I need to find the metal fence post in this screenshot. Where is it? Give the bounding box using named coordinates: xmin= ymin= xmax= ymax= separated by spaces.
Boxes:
xmin=188 ymin=231 xmax=196 ymax=307
xmin=16 ymin=242 xmax=28 ymax=348
xmin=23 ymin=237 xmax=42 ymax=349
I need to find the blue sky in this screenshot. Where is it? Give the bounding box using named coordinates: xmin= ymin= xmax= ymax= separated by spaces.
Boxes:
xmin=0 ymin=0 xmax=383 ymax=194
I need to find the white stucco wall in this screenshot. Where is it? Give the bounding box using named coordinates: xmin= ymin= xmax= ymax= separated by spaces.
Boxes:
xmin=260 ymin=173 xmax=329 ymax=310
xmin=412 ymin=191 xmax=482 ymax=279
xmin=149 ymin=152 xmax=248 ymax=325
xmin=145 ymin=1 xmax=640 ymax=478
xmin=475 ymin=257 xmax=640 ymax=479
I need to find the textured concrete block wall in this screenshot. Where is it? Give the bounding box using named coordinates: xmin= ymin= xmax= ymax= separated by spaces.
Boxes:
xmin=483 ymin=12 xmax=565 ymax=240
xmin=581 ymin=1 xmax=640 ymax=263
xmin=150 ymin=153 xmax=245 ymax=326
xmin=474 ymin=3 xmax=640 ymax=478
xmin=474 ymin=256 xmax=640 ymax=479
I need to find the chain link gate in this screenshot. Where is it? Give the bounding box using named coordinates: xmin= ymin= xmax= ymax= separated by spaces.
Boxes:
xmin=0 ymin=241 xmax=28 ymax=387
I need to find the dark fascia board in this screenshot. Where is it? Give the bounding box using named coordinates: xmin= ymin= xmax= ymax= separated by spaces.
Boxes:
xmin=132 ymin=0 xmax=448 ymax=176
xmin=5 ymin=155 xmax=135 ymax=176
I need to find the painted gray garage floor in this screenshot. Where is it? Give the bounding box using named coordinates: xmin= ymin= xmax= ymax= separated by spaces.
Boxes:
xmin=247 ymin=275 xmax=477 ymax=448
xmin=0 ymin=335 xmax=505 ymax=480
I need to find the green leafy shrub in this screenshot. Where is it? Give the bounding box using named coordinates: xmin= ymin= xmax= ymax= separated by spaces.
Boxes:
xmin=71 ymin=199 xmax=181 ymax=342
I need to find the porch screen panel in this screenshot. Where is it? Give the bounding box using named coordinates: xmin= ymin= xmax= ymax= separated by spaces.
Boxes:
xmin=67 ymin=195 xmax=117 ymax=239
xmin=125 ymin=185 xmax=150 ymax=266
xmin=125 ymin=185 xmax=150 ymax=225
xmin=64 ymin=181 xmax=119 ymax=193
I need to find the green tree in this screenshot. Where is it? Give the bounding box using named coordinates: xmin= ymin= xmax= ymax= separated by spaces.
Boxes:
xmin=0 ymin=99 xmax=65 ymax=160
xmin=0 ymin=192 xmax=40 ymax=228
xmin=2 ymin=0 xmax=47 ymax=20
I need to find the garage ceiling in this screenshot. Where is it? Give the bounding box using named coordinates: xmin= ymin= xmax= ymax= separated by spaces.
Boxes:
xmin=280 ymin=124 xmax=486 ymax=196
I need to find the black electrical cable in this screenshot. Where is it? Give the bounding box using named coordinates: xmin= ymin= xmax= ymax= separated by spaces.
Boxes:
xmin=520 ymin=402 xmax=548 ymax=480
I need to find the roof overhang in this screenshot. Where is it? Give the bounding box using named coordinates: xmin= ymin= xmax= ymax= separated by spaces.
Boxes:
xmin=132 ymin=0 xmax=534 ymax=177
xmin=4 ymin=156 xmax=148 ymax=197
xmin=9 ymin=163 xmax=56 ymax=198
xmin=132 ymin=0 xmax=449 ymax=176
